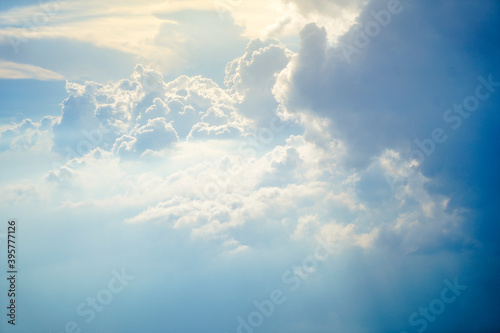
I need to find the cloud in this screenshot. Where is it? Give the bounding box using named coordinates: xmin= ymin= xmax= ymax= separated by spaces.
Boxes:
xmin=0 ymin=26 xmax=477 ymax=261
xmin=1 ymin=5 xmax=498 ymax=330
xmin=0 ymin=60 xmax=64 ymax=80
xmin=153 ymin=9 xmax=247 ymax=81
xmin=274 ymin=0 xmax=500 ymax=168
xmin=0 ymin=2 xmax=253 ymax=80
xmin=45 ymin=165 xmax=74 ymax=186
xmin=0 ymin=0 xmax=167 ymax=55
xmin=0 ymin=0 xmax=364 ymax=82
xmin=48 ymin=48 xmax=299 ymax=161
xmin=263 ymin=0 xmax=363 ymax=44
xmin=0 ymin=32 xmax=472 ymax=258
xmin=225 ymin=38 xmax=296 ymax=136
xmin=0 ymin=181 xmax=40 ymax=203
xmin=114 ymin=117 xmax=179 ymax=158
xmin=0 ymin=116 xmax=56 ymax=151
xmin=117 ymin=129 xmax=468 ymax=257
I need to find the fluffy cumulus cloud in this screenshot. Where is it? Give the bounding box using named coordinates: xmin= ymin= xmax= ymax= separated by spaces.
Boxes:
xmin=47 ymin=63 xmax=249 ymax=160
xmin=225 ymin=39 xmax=294 ymax=126
xmin=24 ymin=38 xmax=298 ymax=165
xmin=0 ymin=1 xmax=499 ymax=333
xmin=0 ymin=35 xmax=472 ymax=258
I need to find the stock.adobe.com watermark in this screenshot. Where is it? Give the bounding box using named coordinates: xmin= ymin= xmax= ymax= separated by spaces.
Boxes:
xmin=234 ymin=237 xmax=337 ymax=333
xmin=401 ymin=277 xmax=467 ymax=333
xmin=386 ymin=73 xmax=499 ymax=190
xmin=52 ymin=268 xmax=134 ymax=333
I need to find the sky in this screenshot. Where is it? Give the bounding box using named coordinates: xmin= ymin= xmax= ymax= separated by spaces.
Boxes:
xmin=0 ymin=0 xmax=499 ymax=332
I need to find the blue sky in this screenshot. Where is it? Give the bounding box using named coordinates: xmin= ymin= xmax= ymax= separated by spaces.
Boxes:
xmin=0 ymin=0 xmax=499 ymax=332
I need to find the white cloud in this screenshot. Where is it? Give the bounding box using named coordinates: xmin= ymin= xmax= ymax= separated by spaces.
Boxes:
xmin=114 ymin=117 xmax=179 ymax=158
xmin=225 ymin=38 xmax=294 ymax=131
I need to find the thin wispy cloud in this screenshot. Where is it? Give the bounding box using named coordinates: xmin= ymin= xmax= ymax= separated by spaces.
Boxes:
xmin=0 ymin=60 xmax=64 ymax=80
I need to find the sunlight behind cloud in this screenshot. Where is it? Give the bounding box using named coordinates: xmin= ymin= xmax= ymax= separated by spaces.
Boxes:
xmin=0 ymin=0 xmax=361 ymax=80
